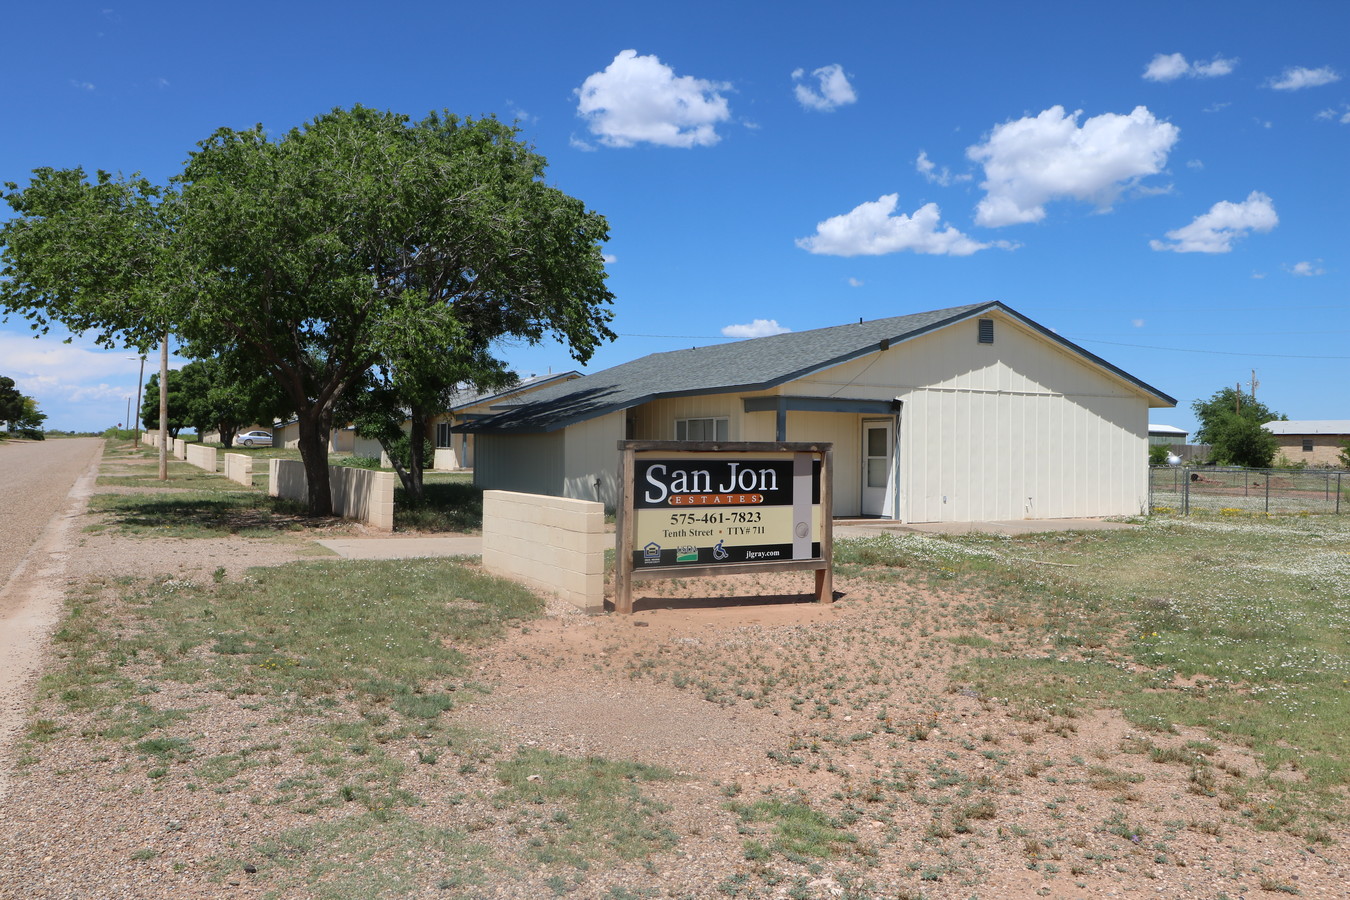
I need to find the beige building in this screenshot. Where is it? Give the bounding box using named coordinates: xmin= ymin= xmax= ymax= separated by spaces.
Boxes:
xmin=429 ymin=372 xmax=581 ymax=470
xmin=1264 ymin=420 xmax=1350 ymax=468
xmin=460 ymin=302 xmax=1175 ymax=522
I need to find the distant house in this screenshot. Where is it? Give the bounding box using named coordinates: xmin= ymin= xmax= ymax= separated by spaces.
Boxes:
xmin=1147 ymin=424 xmax=1189 ymax=447
xmin=458 ymin=301 xmax=1176 ymax=523
xmin=1264 ymin=420 xmax=1350 ymax=468
xmin=430 ymin=372 xmax=581 ymax=470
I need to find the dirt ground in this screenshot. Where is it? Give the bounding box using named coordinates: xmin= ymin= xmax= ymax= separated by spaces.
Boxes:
xmin=0 ymin=444 xmax=1346 ymax=899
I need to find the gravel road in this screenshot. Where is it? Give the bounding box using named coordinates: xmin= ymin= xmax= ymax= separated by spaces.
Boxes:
xmin=0 ymin=437 xmax=103 ymax=800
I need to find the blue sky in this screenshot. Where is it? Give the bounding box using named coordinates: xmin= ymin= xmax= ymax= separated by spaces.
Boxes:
xmin=2 ymin=0 xmax=1346 ymax=434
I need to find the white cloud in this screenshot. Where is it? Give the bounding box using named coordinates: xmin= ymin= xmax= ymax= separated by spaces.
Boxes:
xmin=1192 ymin=57 xmax=1237 ymax=77
xmin=1317 ymin=105 xmax=1350 ymax=124
xmin=1132 ymin=319 xmax=1145 ymax=328
xmin=722 ymin=319 xmax=790 ymax=338
xmin=575 ymin=50 xmax=731 ymax=148
xmin=1149 ymin=191 xmax=1277 ymax=254
xmin=602 ymin=253 xmax=617 ymax=264
xmin=1186 ymin=159 xmax=1204 ymax=170
xmin=69 ymin=79 xmax=95 ymax=91
xmin=0 ymin=331 xmax=150 ymax=429
xmin=1287 ymin=260 xmax=1325 ymax=277
xmin=847 ymin=277 xmax=864 ymax=288
xmin=967 ymin=106 xmax=1179 ymax=227
xmin=792 ymin=64 xmax=857 ymax=112
xmin=1143 ymin=53 xmax=1236 ymax=81
xmin=795 ymin=194 xmax=1007 ymax=257
xmin=915 ymin=151 xmax=971 ymax=186
xmin=1268 ymin=66 xmax=1341 ymax=90
xmin=1143 ymin=53 xmax=1189 ymax=82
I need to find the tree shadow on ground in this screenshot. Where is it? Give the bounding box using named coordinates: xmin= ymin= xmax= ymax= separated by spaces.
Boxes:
xmin=87 ymin=493 xmax=339 ymax=537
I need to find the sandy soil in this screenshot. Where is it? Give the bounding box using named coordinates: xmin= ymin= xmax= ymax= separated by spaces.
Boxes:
xmin=0 ymin=444 xmax=1345 ymax=899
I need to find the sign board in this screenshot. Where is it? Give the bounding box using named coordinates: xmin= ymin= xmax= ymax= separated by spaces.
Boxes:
xmin=614 ymin=441 xmax=833 ymax=614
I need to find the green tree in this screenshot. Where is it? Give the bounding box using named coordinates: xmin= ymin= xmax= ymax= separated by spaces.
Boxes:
xmin=1207 ymin=410 xmax=1278 ymax=467
xmin=339 ymin=348 xmax=516 ymax=501
xmin=0 ymin=375 xmax=24 ymax=426
xmin=173 ymin=356 xmax=288 ymax=448
xmin=1338 ymin=440 xmax=1350 ymax=469
xmin=171 ymin=106 xmax=613 ymax=514
xmin=1191 ymin=387 xmax=1284 ymax=467
xmin=0 ymin=169 xmax=171 ymax=350
xmin=10 ymin=395 xmax=46 ymax=438
xmin=3 ymin=106 xmax=614 ymax=516
xmin=140 ymin=370 xmax=188 ymax=438
xmin=1 ymin=167 xmax=178 ymax=475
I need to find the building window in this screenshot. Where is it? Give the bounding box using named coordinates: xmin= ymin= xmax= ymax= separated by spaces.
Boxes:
xmin=675 ymin=417 xmax=728 ymax=442
xmin=436 ymin=423 xmax=453 ymax=448
xmin=1302 ymin=439 xmax=1314 ymax=452
xmin=978 ymin=318 xmax=994 ymax=344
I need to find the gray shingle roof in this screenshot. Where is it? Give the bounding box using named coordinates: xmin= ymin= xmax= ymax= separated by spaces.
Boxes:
xmin=461 ymin=301 xmax=1174 ymax=434
xmin=449 ymin=371 xmax=580 ymax=412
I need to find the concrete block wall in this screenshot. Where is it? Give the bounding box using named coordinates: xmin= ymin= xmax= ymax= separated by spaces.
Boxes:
xmin=185 ymin=443 xmax=217 ymax=472
xmin=172 ymin=438 xmax=187 ymax=460
xmin=223 ymin=452 xmax=252 ymax=487
xmin=268 ymin=459 xmax=395 ymax=530
xmin=482 ymin=490 xmax=606 ymax=612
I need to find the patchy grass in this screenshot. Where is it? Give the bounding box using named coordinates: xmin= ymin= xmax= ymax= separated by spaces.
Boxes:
xmin=395 ymin=475 xmax=482 ymax=533
xmin=31 ymin=556 xmax=552 ymax=893
xmin=870 ymin=516 xmax=1350 ymax=828
xmin=729 ymin=796 xmax=858 ymax=861
xmin=85 ymin=491 xmax=310 ymax=537
xmin=495 ymin=750 xmax=679 ymax=868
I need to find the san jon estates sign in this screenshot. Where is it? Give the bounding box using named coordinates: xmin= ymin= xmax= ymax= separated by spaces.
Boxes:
xmin=613 ymin=441 xmax=834 ymax=614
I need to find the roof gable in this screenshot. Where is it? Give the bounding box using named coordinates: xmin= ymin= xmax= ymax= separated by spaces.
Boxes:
xmin=462 ymin=302 xmax=1175 ymax=434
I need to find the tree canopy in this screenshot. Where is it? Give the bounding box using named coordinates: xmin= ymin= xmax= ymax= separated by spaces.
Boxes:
xmin=0 ymin=377 xmax=45 ymax=438
xmin=1191 ymin=386 xmax=1285 ymax=467
xmin=0 ymin=169 xmax=171 ymax=352
xmin=1 ymin=105 xmax=615 ymax=514
xmin=0 ymin=375 xmax=24 ymax=425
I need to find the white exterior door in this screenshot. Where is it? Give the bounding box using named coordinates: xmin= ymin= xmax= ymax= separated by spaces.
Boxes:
xmin=861 ymin=418 xmax=895 ymax=517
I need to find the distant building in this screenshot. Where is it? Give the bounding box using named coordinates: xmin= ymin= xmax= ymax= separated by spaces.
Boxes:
xmin=1263 ymin=420 xmax=1350 ymax=468
xmin=1147 ymin=424 xmax=1189 ymax=447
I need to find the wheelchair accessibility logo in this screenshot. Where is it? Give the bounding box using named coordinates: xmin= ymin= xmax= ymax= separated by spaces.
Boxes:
xmin=712 ymin=540 xmax=729 ymax=561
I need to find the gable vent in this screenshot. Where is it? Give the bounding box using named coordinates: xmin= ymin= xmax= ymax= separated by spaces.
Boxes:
xmin=978 ymin=318 xmax=994 ymax=344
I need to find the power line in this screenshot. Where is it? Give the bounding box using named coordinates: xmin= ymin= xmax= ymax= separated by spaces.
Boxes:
xmin=1080 ymin=339 xmax=1350 ymax=360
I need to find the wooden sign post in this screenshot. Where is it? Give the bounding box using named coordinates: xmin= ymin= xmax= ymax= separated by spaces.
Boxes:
xmin=613 ymin=441 xmax=833 ymax=614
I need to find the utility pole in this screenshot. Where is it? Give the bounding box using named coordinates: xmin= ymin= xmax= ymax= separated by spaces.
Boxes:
xmin=1235 ymin=382 xmax=1241 ymax=414
xmin=1249 ymin=369 xmax=1259 ymax=400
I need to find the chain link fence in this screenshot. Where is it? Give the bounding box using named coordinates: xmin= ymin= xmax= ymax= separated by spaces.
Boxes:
xmin=1149 ymin=465 xmax=1348 ymax=516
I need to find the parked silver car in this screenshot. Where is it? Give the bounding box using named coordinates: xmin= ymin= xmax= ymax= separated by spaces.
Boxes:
xmin=238 ymin=430 xmax=273 ymax=447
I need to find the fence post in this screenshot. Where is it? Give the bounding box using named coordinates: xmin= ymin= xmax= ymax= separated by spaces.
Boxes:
xmin=1265 ymin=469 xmax=1270 ymax=514
xmin=1183 ymin=467 xmax=1190 ymax=516
xmin=1338 ymin=473 xmax=1342 ymax=515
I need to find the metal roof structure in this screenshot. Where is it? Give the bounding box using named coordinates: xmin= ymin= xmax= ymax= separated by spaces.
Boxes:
xmin=1264 ymin=420 xmax=1350 ymax=435
xmin=460 ymin=301 xmax=1176 ymax=434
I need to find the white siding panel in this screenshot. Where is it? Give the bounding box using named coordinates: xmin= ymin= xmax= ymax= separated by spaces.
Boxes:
xmin=474 ymin=432 xmax=564 ymax=497
xmin=563 ymin=412 xmax=625 ymax=509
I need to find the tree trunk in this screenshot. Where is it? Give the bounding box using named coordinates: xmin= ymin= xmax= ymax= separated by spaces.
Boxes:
xmin=158 ymin=335 xmax=168 ymax=481
xmin=296 ymin=407 xmax=334 ymax=516
xmin=406 ymin=405 xmax=428 ymax=503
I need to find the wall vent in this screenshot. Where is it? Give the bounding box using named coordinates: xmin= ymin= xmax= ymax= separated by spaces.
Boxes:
xmin=978 ymin=318 xmax=994 ymax=344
